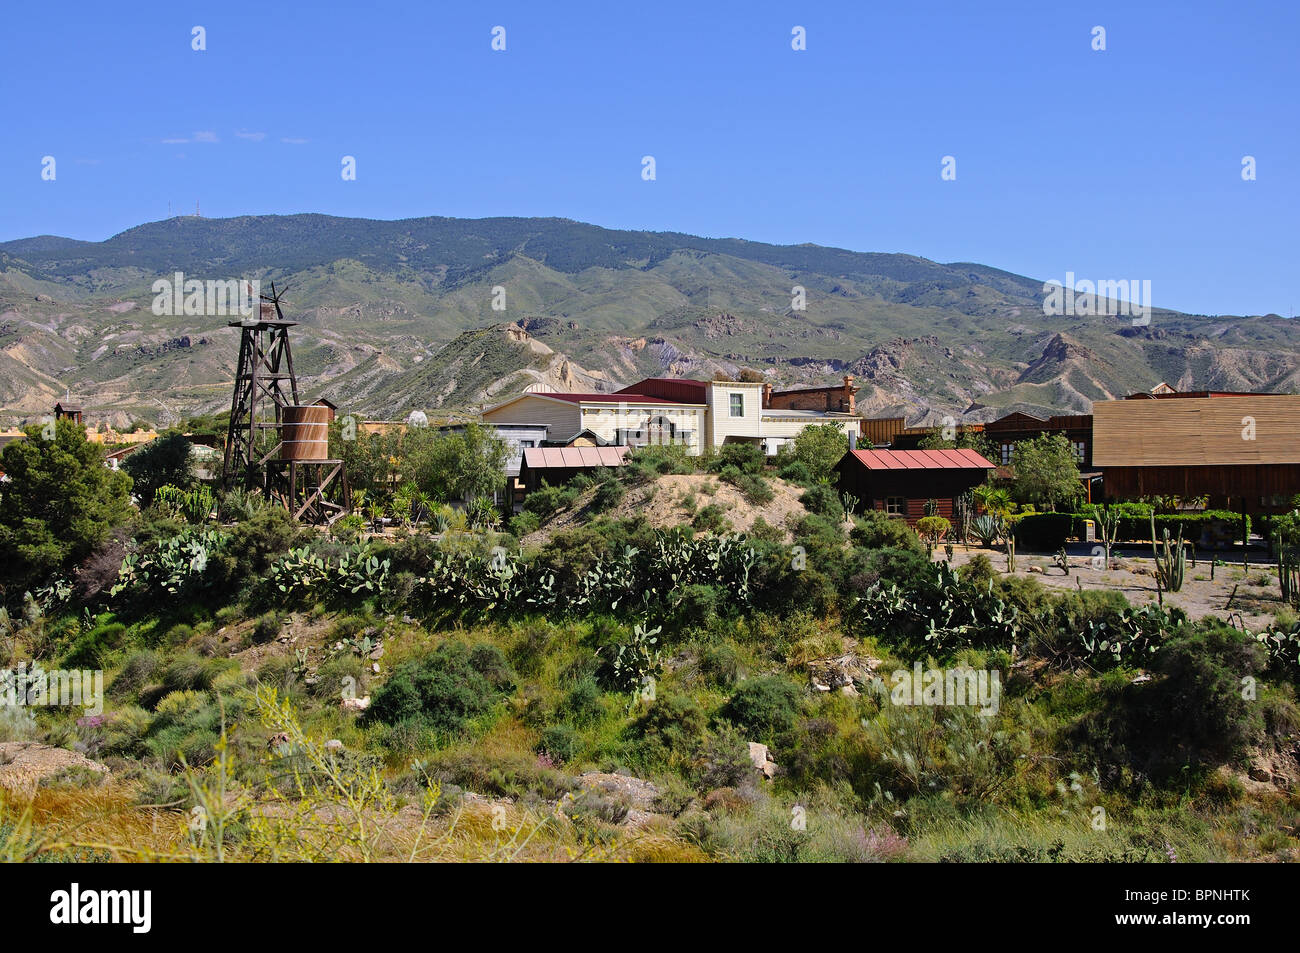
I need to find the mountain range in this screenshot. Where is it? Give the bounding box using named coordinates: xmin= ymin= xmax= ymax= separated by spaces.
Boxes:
xmin=1 ymin=213 xmax=1296 ymax=429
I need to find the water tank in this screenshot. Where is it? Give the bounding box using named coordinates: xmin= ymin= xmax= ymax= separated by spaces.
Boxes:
xmin=280 ymin=405 xmax=331 ymax=460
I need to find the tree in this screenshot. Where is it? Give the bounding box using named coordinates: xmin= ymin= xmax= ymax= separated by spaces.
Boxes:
xmin=785 ymin=423 xmax=850 ymax=484
xmin=123 ymin=433 xmax=194 ymax=506
xmin=918 ymin=428 xmax=996 ymax=462
xmin=330 ymin=424 xmax=401 ymax=499
xmin=0 ymin=420 xmax=133 ymax=596
xmin=1008 ymin=434 xmax=1082 ymax=511
xmin=407 ymin=423 xmax=509 ymax=502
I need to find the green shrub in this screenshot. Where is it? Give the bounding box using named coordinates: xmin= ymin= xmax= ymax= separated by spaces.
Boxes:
xmin=591 ymin=478 xmax=627 ymax=513
xmin=800 ymin=485 xmax=842 ymax=521
xmin=1071 ymin=622 xmax=1268 ymax=787
xmin=1013 ymin=513 xmax=1075 ymax=551
xmin=538 ymin=724 xmax=579 ymax=764
xmin=632 ymin=692 xmax=708 ymax=768
xmin=507 ymin=511 xmax=541 ymax=537
xmin=251 ymin=612 xmax=281 ymax=645
xmin=722 ymin=676 xmax=802 ymax=743
xmin=63 ymin=622 xmax=128 ymax=668
xmin=693 ymin=504 xmax=729 ymax=533
xmin=366 ymin=641 xmax=514 ymax=735
xmin=733 ymin=473 xmax=774 ymax=505
xmin=777 ymin=459 xmax=813 ymax=486
xmin=711 ymin=443 xmax=766 ymax=475
xmin=851 ymin=510 xmax=923 ymax=552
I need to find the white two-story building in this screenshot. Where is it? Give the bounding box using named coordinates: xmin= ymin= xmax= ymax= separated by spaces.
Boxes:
xmin=481 ymin=377 xmax=858 ymax=456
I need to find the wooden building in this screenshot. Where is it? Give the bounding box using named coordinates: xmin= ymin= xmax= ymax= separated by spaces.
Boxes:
xmin=1092 ymin=393 xmax=1300 ymax=512
xmin=834 ymin=448 xmax=994 ymax=525
xmin=517 ymin=446 xmax=630 ymax=495
xmin=53 ymin=401 xmax=83 ymax=425
xmin=983 ymin=412 xmax=1093 ymax=467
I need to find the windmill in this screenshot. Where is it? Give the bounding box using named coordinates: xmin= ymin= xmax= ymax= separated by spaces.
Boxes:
xmin=220 ymin=282 xmax=349 ymax=522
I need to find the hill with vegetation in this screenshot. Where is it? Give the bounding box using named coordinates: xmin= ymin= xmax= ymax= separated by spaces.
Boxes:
xmin=2 ymin=214 xmax=1298 ymax=427
xmin=3 ymin=425 xmax=1299 ymax=862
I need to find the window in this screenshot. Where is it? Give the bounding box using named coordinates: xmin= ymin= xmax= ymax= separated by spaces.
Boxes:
xmin=1071 ymin=440 xmax=1086 ymax=463
xmin=1000 ymin=443 xmax=1014 ymax=465
xmin=729 ymin=393 xmax=745 ymax=417
xmin=884 ymin=496 xmax=905 ymax=515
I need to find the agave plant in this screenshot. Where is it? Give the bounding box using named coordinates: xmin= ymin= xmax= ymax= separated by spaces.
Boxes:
xmin=972 ymin=514 xmax=1000 ymax=547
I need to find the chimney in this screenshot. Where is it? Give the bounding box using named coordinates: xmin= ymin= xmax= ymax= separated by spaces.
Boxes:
xmin=762 ymin=382 xmax=773 ymax=408
xmin=848 ymin=428 xmax=858 ymax=450
xmin=843 ymin=375 xmax=856 ymax=415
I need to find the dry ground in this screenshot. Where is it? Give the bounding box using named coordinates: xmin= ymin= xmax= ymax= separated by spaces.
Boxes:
xmin=522 ymin=472 xmax=836 ymax=547
xmin=946 ymin=543 xmax=1288 ymax=628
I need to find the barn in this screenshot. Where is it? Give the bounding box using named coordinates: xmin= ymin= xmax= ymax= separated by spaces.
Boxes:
xmin=1092 ymin=393 xmax=1300 ymax=512
xmin=834 ymin=448 xmax=995 ymax=524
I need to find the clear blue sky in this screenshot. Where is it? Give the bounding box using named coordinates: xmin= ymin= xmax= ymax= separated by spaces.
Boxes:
xmin=2 ymin=0 xmax=1295 ymax=316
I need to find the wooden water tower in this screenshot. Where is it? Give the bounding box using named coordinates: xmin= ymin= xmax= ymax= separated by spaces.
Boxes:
xmin=220 ymin=283 xmax=349 ymax=523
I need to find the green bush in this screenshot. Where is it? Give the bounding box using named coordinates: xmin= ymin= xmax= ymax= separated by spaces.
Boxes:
xmin=733 ymin=473 xmax=774 ymax=505
xmin=63 ymin=622 xmax=128 ymax=668
xmin=693 ymin=504 xmax=728 ymax=533
xmin=800 ymin=485 xmax=842 ymax=521
xmin=507 ymin=511 xmax=540 ymax=537
xmin=366 ymin=641 xmax=514 ymax=735
xmin=538 ymin=724 xmax=579 ymax=764
xmin=851 ymin=510 xmax=923 ymax=552
xmin=1013 ymin=513 xmax=1075 ymax=551
xmin=710 ymin=443 xmax=767 ymax=475
xmin=777 ymin=459 xmax=813 ymax=486
xmin=722 ymin=676 xmax=802 ymax=743
xmin=591 ymin=478 xmax=627 ymax=513
xmin=1071 ymin=622 xmax=1268 ymax=787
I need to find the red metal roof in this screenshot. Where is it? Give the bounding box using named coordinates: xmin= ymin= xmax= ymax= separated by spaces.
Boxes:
xmin=614 ymin=378 xmax=709 ymax=403
xmin=523 ymin=446 xmax=630 ymax=469
xmin=845 ymin=448 xmax=994 ymax=470
xmin=533 ymin=391 xmax=696 ymax=405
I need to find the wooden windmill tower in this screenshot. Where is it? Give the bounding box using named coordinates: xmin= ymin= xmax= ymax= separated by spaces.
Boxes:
xmin=221 ymin=283 xmax=349 ymax=522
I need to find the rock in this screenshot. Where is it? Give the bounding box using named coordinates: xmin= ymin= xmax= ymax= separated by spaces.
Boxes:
xmin=371 ymin=662 xmax=380 ymax=674
xmin=747 ymin=741 xmax=778 ymax=780
xmin=341 ymin=695 xmax=370 ymax=713
xmin=622 ymin=809 xmax=657 ymax=830
xmin=1131 ymin=673 xmax=1152 ymax=684
xmin=0 ymin=742 xmax=109 ymax=796
xmin=1249 ymin=767 xmax=1271 ymax=783
xmin=368 ymin=645 xmax=384 ymax=661
xmin=1027 ymin=566 xmax=1043 ymax=574
xmin=324 ymin=739 xmax=345 ymax=754
xmin=577 ymin=772 xmax=660 ymax=811
xmin=807 ymin=652 xmax=881 ymax=693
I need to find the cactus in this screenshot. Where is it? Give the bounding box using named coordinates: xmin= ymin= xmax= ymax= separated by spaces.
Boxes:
xmin=1150 ymin=513 xmax=1186 ymax=593
xmin=1096 ymin=503 xmax=1119 ymax=570
xmin=1276 ymin=531 xmax=1300 ymax=607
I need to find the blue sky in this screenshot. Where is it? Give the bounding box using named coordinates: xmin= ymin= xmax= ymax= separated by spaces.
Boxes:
xmin=2 ymin=0 xmax=1295 ymax=316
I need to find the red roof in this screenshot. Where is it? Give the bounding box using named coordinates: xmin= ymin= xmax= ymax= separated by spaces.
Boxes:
xmin=615 ymin=378 xmax=709 ymax=403
xmin=845 ymin=448 xmax=994 ymax=470
xmin=522 ymin=446 xmax=630 ymax=469
xmin=532 ymin=392 xmax=694 ymax=405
